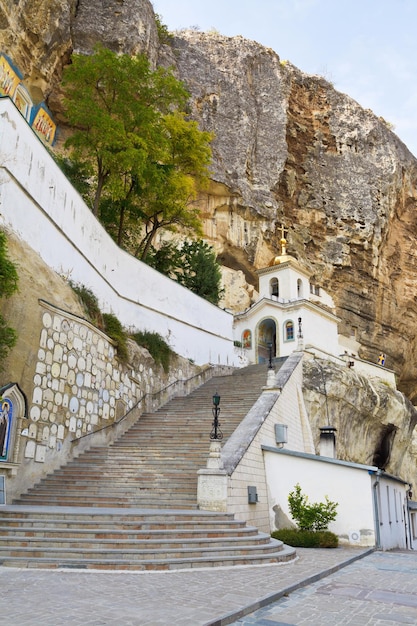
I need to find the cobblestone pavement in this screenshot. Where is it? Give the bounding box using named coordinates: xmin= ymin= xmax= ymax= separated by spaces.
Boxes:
xmin=2 ymin=548 xmax=416 ymax=625
xmin=230 ymin=550 xmax=417 ymax=626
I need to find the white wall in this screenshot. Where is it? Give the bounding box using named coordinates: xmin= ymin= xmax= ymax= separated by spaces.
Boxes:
xmin=221 ymin=353 xmax=308 ymax=533
xmin=263 ymin=449 xmax=376 ymax=546
xmin=235 ymin=300 xmax=340 ymax=362
xmin=0 ymin=98 xmax=235 ymax=366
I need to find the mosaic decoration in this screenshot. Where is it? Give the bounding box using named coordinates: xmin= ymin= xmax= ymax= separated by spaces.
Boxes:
xmin=25 ymin=304 xmax=141 ymax=463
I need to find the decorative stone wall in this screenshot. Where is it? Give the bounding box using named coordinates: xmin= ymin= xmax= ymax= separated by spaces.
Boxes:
xmin=23 ymin=301 xmax=140 ymax=465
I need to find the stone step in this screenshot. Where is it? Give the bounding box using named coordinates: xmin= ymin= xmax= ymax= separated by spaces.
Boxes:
xmin=0 ymin=525 xmax=258 ymax=539
xmin=0 ymin=507 xmax=238 ymax=524
xmin=0 ymin=539 xmax=283 ymax=561
xmin=12 ymin=493 xmax=197 ymax=509
xmin=5 ymin=364 xmax=297 ymax=570
xmin=0 ymin=533 xmax=270 ymax=551
xmin=0 ymin=544 xmax=296 ymax=571
xmin=0 ymin=505 xmax=296 ymax=571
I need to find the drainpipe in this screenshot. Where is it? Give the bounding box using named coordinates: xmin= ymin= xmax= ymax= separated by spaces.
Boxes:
xmin=406 ymin=482 xmax=413 ymax=550
xmin=371 ymin=469 xmax=382 ymax=550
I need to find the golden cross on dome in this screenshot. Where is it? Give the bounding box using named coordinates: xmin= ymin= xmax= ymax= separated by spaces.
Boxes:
xmin=278 ymin=224 xmax=288 ymax=255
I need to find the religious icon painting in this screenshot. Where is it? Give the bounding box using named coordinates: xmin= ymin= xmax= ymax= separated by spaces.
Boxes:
xmin=0 ymin=398 xmax=12 ymax=461
xmin=242 ymin=329 xmax=252 ymax=349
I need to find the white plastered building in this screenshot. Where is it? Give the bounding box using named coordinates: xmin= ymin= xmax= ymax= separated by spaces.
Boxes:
xmin=234 ymin=235 xmax=340 ymax=364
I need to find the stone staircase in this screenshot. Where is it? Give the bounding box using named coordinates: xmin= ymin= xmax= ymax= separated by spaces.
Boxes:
xmin=0 ymin=507 xmax=295 ymax=570
xmin=0 ymin=361 xmax=296 ymax=569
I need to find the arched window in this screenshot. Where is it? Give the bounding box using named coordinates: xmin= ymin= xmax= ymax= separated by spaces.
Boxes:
xmin=270 ymin=278 xmax=279 ymax=298
xmin=242 ymin=329 xmax=252 ymax=349
xmin=297 ymin=278 xmax=303 ymax=298
xmin=284 ymin=320 xmax=294 ymax=342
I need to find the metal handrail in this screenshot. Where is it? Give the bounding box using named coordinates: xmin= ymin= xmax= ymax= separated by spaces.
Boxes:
xmin=71 ymin=363 xmax=234 ymax=443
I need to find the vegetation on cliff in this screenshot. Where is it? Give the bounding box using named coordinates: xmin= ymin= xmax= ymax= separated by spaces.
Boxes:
xmin=69 ymin=281 xmax=174 ymax=368
xmin=61 ymin=45 xmax=213 ymax=261
xmin=0 ymin=232 xmax=19 ymax=368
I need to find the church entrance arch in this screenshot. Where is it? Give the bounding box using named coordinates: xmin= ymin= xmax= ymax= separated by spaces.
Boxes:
xmin=256 ymin=318 xmax=277 ymax=364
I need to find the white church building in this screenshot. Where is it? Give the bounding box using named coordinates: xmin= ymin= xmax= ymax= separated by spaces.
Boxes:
xmin=234 ymin=230 xmax=340 ymax=364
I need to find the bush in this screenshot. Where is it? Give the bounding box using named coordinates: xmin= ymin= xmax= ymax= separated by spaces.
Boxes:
xmin=69 ymin=283 xmax=128 ymax=362
xmin=154 ymin=13 xmax=173 ymax=44
xmin=69 ymin=282 xmax=103 ymax=328
xmin=271 ymin=528 xmax=338 ymax=548
xmin=103 ymin=313 xmax=128 ymax=362
xmin=0 ymin=231 xmax=19 ymax=369
xmin=132 ymin=330 xmax=174 ymax=372
xmin=288 ymin=483 xmax=338 ymax=531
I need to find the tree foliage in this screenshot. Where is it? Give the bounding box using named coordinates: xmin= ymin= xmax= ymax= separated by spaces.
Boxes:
xmin=146 ymin=239 xmax=223 ymax=304
xmin=288 ymin=484 xmax=338 ymax=532
xmin=61 ymin=46 xmax=213 ymax=257
xmin=0 ymin=231 xmax=19 ymax=366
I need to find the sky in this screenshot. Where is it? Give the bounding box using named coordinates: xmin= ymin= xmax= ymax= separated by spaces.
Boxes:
xmin=153 ymin=0 xmax=417 ymax=157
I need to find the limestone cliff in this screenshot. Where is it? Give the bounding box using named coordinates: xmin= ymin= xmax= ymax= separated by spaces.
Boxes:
xmin=167 ymin=31 xmax=417 ymax=404
xmin=2 ymin=2 xmax=417 ymax=403
xmin=0 ymin=0 xmax=159 ymax=113
xmin=303 ymin=359 xmax=417 ymax=482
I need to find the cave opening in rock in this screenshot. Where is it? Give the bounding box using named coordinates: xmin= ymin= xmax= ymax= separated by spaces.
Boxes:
xmin=372 ymin=423 xmax=398 ymax=469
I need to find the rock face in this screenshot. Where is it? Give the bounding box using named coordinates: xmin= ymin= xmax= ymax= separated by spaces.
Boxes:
xmin=167 ymin=30 xmax=417 ymax=403
xmin=0 ymin=231 xmax=85 ymax=395
xmin=0 ymin=0 xmax=159 ymax=103
xmin=2 ymin=4 xmax=417 ymax=404
xmin=303 ymin=359 xmax=417 ymax=482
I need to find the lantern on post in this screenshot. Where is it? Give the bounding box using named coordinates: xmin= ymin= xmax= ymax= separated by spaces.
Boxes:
xmin=210 ymin=392 xmax=223 ymax=440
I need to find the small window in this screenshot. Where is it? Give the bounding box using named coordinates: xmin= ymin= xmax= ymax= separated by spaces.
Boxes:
xmin=284 ymin=321 xmax=294 ymax=342
xmin=270 ymin=278 xmax=279 ymax=298
xmin=297 ymin=278 xmax=303 ymax=298
xmin=310 ymin=283 xmax=320 ymax=297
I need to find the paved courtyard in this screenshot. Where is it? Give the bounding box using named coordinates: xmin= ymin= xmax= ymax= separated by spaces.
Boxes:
xmin=2 ymin=548 xmax=417 ymax=625
xmin=230 ymin=550 xmax=417 ymax=626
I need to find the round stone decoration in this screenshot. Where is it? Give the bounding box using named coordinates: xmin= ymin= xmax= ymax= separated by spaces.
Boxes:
xmin=43 ymin=312 xmax=52 ymax=328
xmin=51 ymin=362 xmax=61 ymax=378
xmin=30 ymin=405 xmax=41 ymax=421
xmin=69 ymin=397 xmax=79 ymax=414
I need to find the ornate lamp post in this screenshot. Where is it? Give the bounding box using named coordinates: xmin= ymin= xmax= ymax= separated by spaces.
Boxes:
xmin=210 ymin=392 xmax=223 ymax=440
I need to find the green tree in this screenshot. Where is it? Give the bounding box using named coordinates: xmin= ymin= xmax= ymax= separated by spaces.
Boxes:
xmin=176 ymin=240 xmax=223 ymax=304
xmin=61 ymin=46 xmax=212 ymax=256
xmin=288 ymin=484 xmax=338 ymax=532
xmin=0 ymin=231 xmax=19 ymax=366
xmin=146 ymin=239 xmax=223 ymax=304
xmin=145 ymin=240 xmax=181 ymax=276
